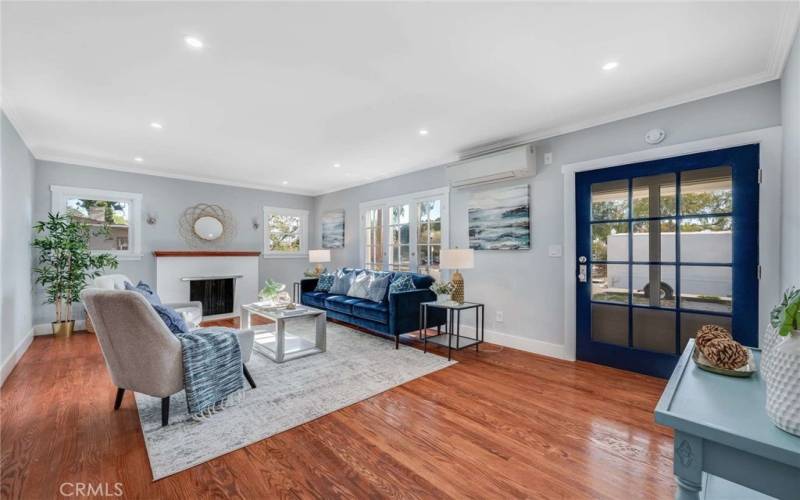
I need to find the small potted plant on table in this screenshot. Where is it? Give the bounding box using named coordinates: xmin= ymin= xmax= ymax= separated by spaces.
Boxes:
xmin=259 ymin=278 xmax=290 ymax=306
xmin=32 ymin=212 xmax=118 ymax=337
xmin=430 ymin=280 xmax=455 ymax=304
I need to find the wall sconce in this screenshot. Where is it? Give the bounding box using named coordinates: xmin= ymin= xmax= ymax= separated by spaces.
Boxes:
xmin=252 ymin=217 xmax=260 ymax=230
xmin=146 ymin=213 xmax=158 ymax=225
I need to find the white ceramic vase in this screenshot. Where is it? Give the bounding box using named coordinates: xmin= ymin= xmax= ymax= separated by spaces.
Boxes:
xmin=437 ymin=294 xmax=451 ymax=304
xmin=763 ymin=329 xmax=800 ymax=436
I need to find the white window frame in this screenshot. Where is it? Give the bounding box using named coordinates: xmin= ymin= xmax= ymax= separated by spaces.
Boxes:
xmin=263 ymin=206 xmax=309 ymax=258
xmin=50 ymin=185 xmax=143 ymax=260
xmin=358 ymin=187 xmax=449 ymax=273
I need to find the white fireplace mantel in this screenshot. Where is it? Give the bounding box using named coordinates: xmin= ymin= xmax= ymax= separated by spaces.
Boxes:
xmin=154 ymin=251 xmax=260 ymax=319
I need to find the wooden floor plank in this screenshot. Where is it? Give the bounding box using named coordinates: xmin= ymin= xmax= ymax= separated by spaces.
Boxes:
xmin=0 ymin=325 xmax=675 ymax=499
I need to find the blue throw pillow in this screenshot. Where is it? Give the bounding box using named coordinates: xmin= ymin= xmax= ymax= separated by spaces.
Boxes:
xmin=366 ymin=271 xmax=391 ymax=303
xmin=329 ymin=269 xmax=354 ymax=295
xmin=315 ymin=273 xmax=335 ymax=292
xmin=389 ymin=273 xmax=416 ymax=294
xmin=153 ymin=304 xmax=189 ymax=334
xmin=125 ymin=280 xmax=162 ymax=305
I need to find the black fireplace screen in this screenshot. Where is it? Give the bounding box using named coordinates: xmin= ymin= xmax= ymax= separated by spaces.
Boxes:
xmin=189 ymin=278 xmax=234 ymax=316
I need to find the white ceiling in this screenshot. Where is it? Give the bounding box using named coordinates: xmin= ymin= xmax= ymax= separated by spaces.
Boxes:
xmin=2 ymin=2 xmax=798 ymax=195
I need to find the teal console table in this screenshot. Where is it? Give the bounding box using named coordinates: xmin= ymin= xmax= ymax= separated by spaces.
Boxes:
xmin=655 ymin=340 xmax=800 ymax=499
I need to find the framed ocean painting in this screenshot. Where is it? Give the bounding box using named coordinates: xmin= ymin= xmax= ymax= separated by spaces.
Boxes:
xmin=321 ymin=210 xmax=345 ymax=248
xmin=468 ymin=184 xmax=530 ymax=250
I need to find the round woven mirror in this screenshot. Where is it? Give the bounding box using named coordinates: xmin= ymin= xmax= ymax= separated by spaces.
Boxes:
xmin=194 ymin=216 xmax=223 ymax=240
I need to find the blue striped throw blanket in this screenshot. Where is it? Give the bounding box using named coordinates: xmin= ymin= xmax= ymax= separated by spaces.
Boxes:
xmin=175 ymin=327 xmax=244 ymax=417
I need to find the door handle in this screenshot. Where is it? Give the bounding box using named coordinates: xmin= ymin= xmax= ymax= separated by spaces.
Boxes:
xmin=578 ymin=256 xmax=588 ymax=283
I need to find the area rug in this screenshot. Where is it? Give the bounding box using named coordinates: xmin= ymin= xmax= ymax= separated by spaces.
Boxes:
xmin=134 ymin=318 xmax=456 ymax=480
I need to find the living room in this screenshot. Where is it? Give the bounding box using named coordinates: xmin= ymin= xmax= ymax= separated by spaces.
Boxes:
xmin=2 ymin=2 xmax=799 ymax=498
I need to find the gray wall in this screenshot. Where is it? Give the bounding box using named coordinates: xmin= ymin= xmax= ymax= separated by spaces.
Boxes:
xmin=1 ymin=112 xmax=36 ymax=381
xmin=781 ymin=29 xmax=800 ymax=293
xmin=314 ymin=81 xmax=782 ymax=350
xmin=33 ymin=161 xmax=315 ymax=324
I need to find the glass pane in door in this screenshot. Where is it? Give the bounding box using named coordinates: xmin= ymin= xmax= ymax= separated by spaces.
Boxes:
xmin=680 ymin=166 xmax=732 ymax=215
xmin=632 ymin=173 xmax=676 ymax=218
xmin=389 ymin=204 xmax=410 ymax=271
xmin=592 ymin=180 xmax=628 ymax=220
xmin=591 ymin=303 xmax=628 ymax=346
xmin=592 ymin=264 xmax=629 ymax=304
xmin=679 ymin=216 xmax=732 ymax=263
xmin=363 ymin=208 xmax=383 ymax=270
xmin=416 ymin=199 xmax=443 ymax=277
xmin=633 ymin=308 xmax=675 ymax=353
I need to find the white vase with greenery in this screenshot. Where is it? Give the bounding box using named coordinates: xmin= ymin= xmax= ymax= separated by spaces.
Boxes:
xmin=431 ymin=281 xmax=454 ymax=304
xmin=32 ymin=212 xmax=118 ymax=337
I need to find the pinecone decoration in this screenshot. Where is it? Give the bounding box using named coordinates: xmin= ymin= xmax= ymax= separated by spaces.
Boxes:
xmin=695 ymin=324 xmax=732 ymax=351
xmin=702 ymin=338 xmax=749 ymax=370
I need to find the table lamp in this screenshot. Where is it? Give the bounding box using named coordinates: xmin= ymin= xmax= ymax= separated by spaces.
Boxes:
xmin=440 ymin=248 xmax=474 ymax=304
xmin=308 ymin=249 xmax=331 ymax=276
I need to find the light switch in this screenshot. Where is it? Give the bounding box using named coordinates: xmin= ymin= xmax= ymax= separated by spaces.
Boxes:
xmin=548 ymin=244 xmax=562 ymax=257
xmin=544 ymin=152 xmax=553 ymax=165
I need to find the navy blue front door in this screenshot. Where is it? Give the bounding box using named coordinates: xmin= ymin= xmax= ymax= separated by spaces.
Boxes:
xmin=575 ymin=145 xmax=759 ymax=378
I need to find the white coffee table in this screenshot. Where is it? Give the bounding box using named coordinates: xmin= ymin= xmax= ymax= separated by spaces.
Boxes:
xmin=240 ymin=302 xmax=327 ymax=363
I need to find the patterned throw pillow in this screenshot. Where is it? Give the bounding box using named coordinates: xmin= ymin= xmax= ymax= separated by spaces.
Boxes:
xmin=366 ymin=271 xmax=391 ymax=303
xmin=347 ymin=271 xmax=371 ymax=299
xmin=329 ymin=269 xmax=354 ymax=295
xmin=125 ymin=280 xmax=162 ymax=305
xmin=388 ymin=273 xmax=416 ymax=294
xmin=315 ymin=273 xmax=335 ymax=292
xmin=153 ymin=304 xmax=189 ymax=334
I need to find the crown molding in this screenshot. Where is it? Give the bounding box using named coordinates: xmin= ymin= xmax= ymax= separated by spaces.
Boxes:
xmin=34 ymin=153 xmax=320 ymax=197
xmin=768 ymin=2 xmax=800 ymax=78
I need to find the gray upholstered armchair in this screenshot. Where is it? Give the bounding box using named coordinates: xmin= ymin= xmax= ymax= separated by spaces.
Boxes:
xmin=80 ymin=288 xmax=255 ymax=426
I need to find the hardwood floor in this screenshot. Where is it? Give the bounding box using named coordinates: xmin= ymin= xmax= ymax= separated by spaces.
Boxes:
xmin=1 ymin=320 xmax=675 ymax=499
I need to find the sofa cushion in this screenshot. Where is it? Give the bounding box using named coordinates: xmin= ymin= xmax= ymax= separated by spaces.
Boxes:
xmin=347 ymin=270 xmax=371 ymax=299
xmin=329 ymin=269 xmax=355 ymax=295
xmin=324 ymin=295 xmax=362 ymax=314
xmin=352 ymin=300 xmax=389 ymax=325
xmin=389 ymin=273 xmax=416 ymax=294
xmin=301 ymin=291 xmax=328 ymax=307
xmin=315 ymin=273 xmax=335 ymax=292
xmin=409 ymin=273 xmax=435 ymax=290
xmin=366 ymin=271 xmax=392 ymax=303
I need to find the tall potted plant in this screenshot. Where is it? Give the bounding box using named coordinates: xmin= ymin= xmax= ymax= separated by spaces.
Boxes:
xmin=32 ymin=212 xmax=118 ymax=337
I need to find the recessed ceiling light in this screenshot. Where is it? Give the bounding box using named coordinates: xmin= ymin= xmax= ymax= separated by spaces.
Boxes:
xmin=602 ymin=61 xmax=619 ymax=71
xmin=333 ymin=163 xmax=341 ymax=168
xmin=150 ymin=122 xmax=163 ymax=129
xmin=281 ymin=180 xmax=289 ymax=185
xmin=184 ymin=36 xmax=204 ymax=49
xmin=419 ymin=129 xmax=429 ymax=136
xmin=134 ymin=156 xmax=144 ymax=163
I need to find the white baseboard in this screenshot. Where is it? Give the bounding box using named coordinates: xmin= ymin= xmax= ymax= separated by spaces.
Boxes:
xmin=455 ymin=325 xmax=574 ymax=361
xmin=1 ymin=327 xmax=34 ymax=386
xmin=33 ymin=320 xmax=87 ymax=336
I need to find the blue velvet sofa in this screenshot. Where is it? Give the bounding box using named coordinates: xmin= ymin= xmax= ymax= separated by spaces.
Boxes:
xmin=300 ymin=270 xmax=446 ymax=348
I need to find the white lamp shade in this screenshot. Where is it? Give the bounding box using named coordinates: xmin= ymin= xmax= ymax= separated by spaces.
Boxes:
xmin=309 ymin=249 xmax=331 ymax=263
xmin=440 ymin=248 xmax=474 ymax=270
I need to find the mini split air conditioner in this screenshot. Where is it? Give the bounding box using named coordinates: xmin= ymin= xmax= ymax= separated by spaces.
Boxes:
xmin=446 ymin=145 xmax=536 ymax=188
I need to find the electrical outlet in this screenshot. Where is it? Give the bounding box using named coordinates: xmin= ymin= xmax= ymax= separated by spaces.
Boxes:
xmin=544 ymin=152 xmax=553 ymax=165
xmin=496 ymin=311 xmax=504 ymax=323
